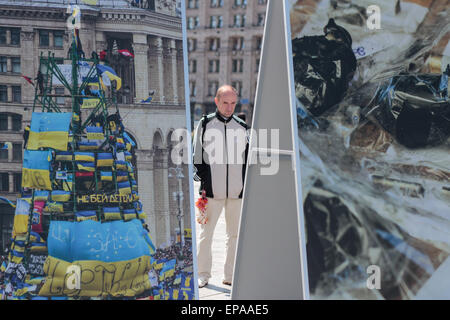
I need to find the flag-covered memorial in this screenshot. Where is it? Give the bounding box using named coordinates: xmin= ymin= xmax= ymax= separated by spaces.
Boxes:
xmin=0 ymin=27 xmax=193 ymax=300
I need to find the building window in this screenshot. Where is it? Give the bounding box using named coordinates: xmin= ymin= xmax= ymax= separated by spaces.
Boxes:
xmin=258 ymin=0 xmax=267 ymax=4
xmin=0 ymin=173 xmax=8 ymax=191
xmin=257 ymin=13 xmax=266 ymax=26
xmin=231 ymin=37 xmax=244 ymax=51
xmin=233 ymin=15 xmax=246 ymax=28
xmin=0 ymin=28 xmax=6 ymax=45
xmin=54 ymin=31 xmax=64 ymax=48
xmin=13 ymin=173 xmax=21 ymax=192
xmin=208 ymin=38 xmax=220 ymax=51
xmin=210 ymin=0 xmax=223 ymax=8
xmin=190 ymin=81 xmax=196 ymax=97
xmin=209 ymin=16 xmax=222 ymax=29
xmin=234 ymin=0 xmax=248 ymax=7
xmin=208 ymin=59 xmax=220 ymax=73
xmin=0 ymin=57 xmax=6 ymax=73
xmin=10 ymin=28 xmax=20 ymax=45
xmin=12 ymin=114 xmax=21 ymax=131
xmin=256 ymin=36 xmax=263 ymax=50
xmin=232 ymin=59 xmax=244 ymax=73
xmin=0 ymin=114 xmax=7 ymax=130
xmin=232 ymin=81 xmax=243 ymax=96
xmin=0 ymin=85 xmax=7 ymax=102
xmin=187 ymin=0 xmax=199 ymax=9
xmin=188 ymin=38 xmax=197 ymax=52
xmin=55 ymin=87 xmax=65 ymax=104
xmin=189 ymin=59 xmax=197 ymax=73
xmin=0 ymin=145 xmax=7 ymax=161
xmin=12 ymin=143 xmax=21 ymax=161
xmin=12 ymin=57 xmax=20 ymax=73
xmin=12 ymin=86 xmax=21 ymax=103
xmin=256 ymin=58 xmax=260 ymax=72
xmin=39 ymin=30 xmax=49 ymax=47
xmin=188 ymin=17 xmax=200 ymax=30
xmin=208 ymin=81 xmax=219 ymax=97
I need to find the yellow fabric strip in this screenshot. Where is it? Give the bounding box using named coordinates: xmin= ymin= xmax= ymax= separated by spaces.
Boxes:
xmin=97 ymin=159 xmax=113 ymax=167
xmin=13 ymin=215 xmax=29 ymax=236
xmin=22 ymin=167 xmax=52 ymax=190
xmin=39 ymin=256 xmax=152 ymax=297
xmin=28 ymin=131 xmax=69 ymax=151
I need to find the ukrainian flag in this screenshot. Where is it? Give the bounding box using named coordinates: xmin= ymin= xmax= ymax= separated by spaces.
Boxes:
xmin=123 ymin=209 xmax=137 ymax=221
xmin=103 ymin=207 xmax=121 ymax=221
xmin=22 ymin=150 xmax=53 ymax=190
xmin=116 ymin=171 xmax=128 ymax=182
xmin=97 ymin=65 xmax=122 ymax=91
xmin=51 ymin=190 xmax=71 ymax=202
xmin=44 ymin=201 xmax=64 ymax=213
xmin=75 ymin=210 xmax=97 ymax=222
xmin=86 ymin=126 xmax=104 ymax=140
xmin=55 ymin=152 xmax=73 ymax=161
xmin=40 ymin=219 xmax=153 ymax=297
xmin=100 ymin=171 xmax=113 ymax=182
xmin=77 ymin=162 xmax=95 ymax=172
xmin=34 ymin=190 xmax=49 ymax=201
xmin=78 ymin=140 xmax=99 ymax=150
xmin=115 ymin=160 xmax=127 ymax=171
xmin=159 ymin=259 xmax=176 ymax=281
xmin=118 ymin=181 xmax=131 ymax=195
xmin=75 ymin=152 xmax=95 ymax=162
xmin=27 ymin=112 xmax=72 ymax=151
xmin=97 ymin=153 xmax=113 ymax=167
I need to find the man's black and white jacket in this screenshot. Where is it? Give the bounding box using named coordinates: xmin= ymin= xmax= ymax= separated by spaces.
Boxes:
xmin=193 ymin=111 xmax=249 ymax=199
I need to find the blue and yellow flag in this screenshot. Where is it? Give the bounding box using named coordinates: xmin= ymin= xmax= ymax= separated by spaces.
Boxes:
xmin=27 ymin=112 xmax=72 ymax=151
xmin=97 ymin=153 xmax=113 ymax=167
xmin=40 ymin=219 xmax=153 ymax=297
xmin=22 ymin=150 xmax=53 ymax=190
xmin=159 ymin=259 xmax=177 ymax=281
xmin=97 ymin=65 xmax=122 ymax=90
xmin=103 ymin=207 xmax=121 ymax=221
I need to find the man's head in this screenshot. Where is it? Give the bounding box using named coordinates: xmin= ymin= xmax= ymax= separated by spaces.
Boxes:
xmin=215 ymin=85 xmax=238 ymax=118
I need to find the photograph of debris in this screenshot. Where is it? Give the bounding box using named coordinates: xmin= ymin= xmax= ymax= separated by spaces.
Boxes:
xmin=290 ymin=0 xmax=449 ymax=299
xmin=0 ymin=0 xmax=195 ymax=300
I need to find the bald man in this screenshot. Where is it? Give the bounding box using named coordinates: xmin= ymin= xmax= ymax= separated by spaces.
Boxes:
xmin=193 ymin=85 xmax=249 ymax=288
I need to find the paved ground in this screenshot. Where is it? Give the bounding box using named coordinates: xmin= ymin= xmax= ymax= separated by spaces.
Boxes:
xmin=193 ymin=181 xmax=231 ymax=300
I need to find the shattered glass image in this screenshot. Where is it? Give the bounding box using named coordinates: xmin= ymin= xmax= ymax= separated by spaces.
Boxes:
xmin=290 ymin=0 xmax=450 ymax=299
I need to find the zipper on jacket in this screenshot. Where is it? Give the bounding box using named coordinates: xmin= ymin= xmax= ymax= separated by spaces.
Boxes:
xmin=224 ymin=121 xmax=228 ymax=198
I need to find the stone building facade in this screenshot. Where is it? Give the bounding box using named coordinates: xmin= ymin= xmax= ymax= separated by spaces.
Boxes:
xmin=186 ymin=0 xmax=267 ymax=125
xmin=0 ymin=0 xmax=191 ymax=251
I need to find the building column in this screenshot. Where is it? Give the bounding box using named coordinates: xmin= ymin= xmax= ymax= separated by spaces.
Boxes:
xmin=95 ymin=31 xmax=107 ymax=53
xmin=159 ymin=149 xmax=171 ymax=246
xmin=176 ymin=40 xmax=185 ymax=105
xmin=7 ymin=114 xmax=12 ymax=131
xmin=8 ymin=173 xmax=14 ymax=191
xmin=132 ymin=34 xmax=149 ymax=103
xmin=7 ymin=86 xmax=12 ymax=103
xmin=136 ymin=150 xmax=157 ymax=243
xmin=6 ymin=57 xmax=11 ymax=73
xmin=167 ymin=39 xmax=178 ymax=104
xmin=148 ymin=36 xmax=165 ymax=104
xmin=6 ymin=29 xmax=10 ymax=45
xmin=20 ymin=28 xmax=35 ymax=105
xmin=153 ymin=148 xmax=171 ymax=247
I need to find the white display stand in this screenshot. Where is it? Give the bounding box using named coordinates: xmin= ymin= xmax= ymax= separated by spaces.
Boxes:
xmin=231 ymin=0 xmax=309 ymax=300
